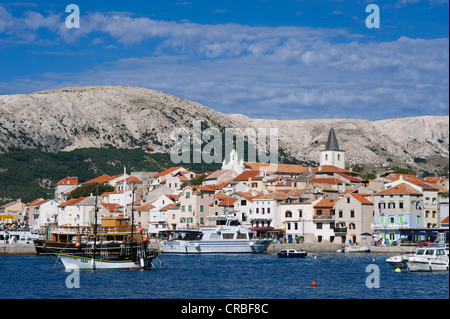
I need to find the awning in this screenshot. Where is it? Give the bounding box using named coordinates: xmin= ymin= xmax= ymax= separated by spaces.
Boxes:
xmin=252 ymin=227 xmax=275 ymax=232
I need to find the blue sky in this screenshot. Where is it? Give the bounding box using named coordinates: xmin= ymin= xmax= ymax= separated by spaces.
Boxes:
xmin=0 ymin=0 xmax=448 ymax=120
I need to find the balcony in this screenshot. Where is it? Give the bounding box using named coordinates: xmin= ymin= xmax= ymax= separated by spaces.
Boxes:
xmin=333 ymin=227 xmax=347 ymax=235
xmin=313 ymin=214 xmax=334 ymax=220
xmin=371 ymin=222 xmax=410 ymax=230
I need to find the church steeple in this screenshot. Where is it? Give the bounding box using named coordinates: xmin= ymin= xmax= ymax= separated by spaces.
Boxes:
xmin=319 ymin=127 xmax=345 ymax=169
xmin=325 ymin=128 xmax=340 ymax=151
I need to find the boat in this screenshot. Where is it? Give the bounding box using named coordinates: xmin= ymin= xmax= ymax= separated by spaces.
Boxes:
xmin=160 ymin=217 xmax=272 ymax=254
xmin=276 ymin=249 xmax=307 ymax=258
xmin=337 ymin=245 xmax=370 ymax=253
xmin=34 ymin=216 xmax=146 ymax=255
xmin=386 ymin=254 xmax=411 ymax=269
xmin=405 ymin=244 xmax=449 ymax=272
xmin=57 ymin=182 xmax=160 ymax=270
xmin=1 ymin=229 xmax=44 ymax=244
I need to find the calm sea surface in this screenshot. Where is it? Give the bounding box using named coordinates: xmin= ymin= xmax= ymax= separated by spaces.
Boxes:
xmin=0 ymin=253 xmax=448 ymax=299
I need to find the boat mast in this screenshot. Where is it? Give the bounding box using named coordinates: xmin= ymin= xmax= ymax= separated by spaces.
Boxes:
xmin=123 ymin=166 xmax=127 ymax=218
xmin=93 ymin=182 xmax=99 ymax=270
xmin=130 ymin=182 xmax=135 ymax=261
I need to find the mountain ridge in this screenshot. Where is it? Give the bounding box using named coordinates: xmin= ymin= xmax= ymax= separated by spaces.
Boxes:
xmin=0 ymin=86 xmax=448 ymax=173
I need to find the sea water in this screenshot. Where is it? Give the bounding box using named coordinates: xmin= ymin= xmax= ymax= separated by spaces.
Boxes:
xmin=0 ymin=253 xmax=448 ymax=299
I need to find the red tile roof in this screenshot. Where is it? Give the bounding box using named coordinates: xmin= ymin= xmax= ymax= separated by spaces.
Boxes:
xmin=58 ymin=197 xmax=87 ymax=207
xmin=233 ymin=170 xmax=263 ymax=181
xmin=154 ymin=167 xmax=184 ymax=177
xmin=116 ymin=176 xmax=142 ymax=183
xmin=310 ymin=178 xmax=344 ymax=185
xmin=314 ymin=198 xmax=339 ymax=208
xmin=374 ymin=183 xmax=421 ymax=195
xmin=82 ymin=174 xmax=112 ymax=185
xmin=349 ymin=193 xmax=373 ymax=205
xmin=101 ymin=203 xmax=123 ymax=213
xmin=56 ymin=177 xmax=78 ymax=186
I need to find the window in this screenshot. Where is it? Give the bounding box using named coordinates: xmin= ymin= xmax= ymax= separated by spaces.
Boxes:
xmin=261 ymin=208 xmax=265 ymax=215
xmin=241 ymin=200 xmax=247 ymax=206
xmin=287 ymin=223 xmax=291 ymax=230
xmin=380 ymin=216 xmax=385 ymax=224
xmin=222 ymin=233 xmax=234 ymax=240
xmin=188 ymin=205 xmax=192 ymax=212
xmin=298 ymin=210 xmax=303 ymax=218
xmin=432 ymin=198 xmax=437 ymax=205
xmin=267 ymin=208 xmax=271 ymax=214
xmin=416 ymin=216 xmax=420 ymax=224
xmin=237 ymin=233 xmax=247 ymax=239
xmin=200 ymin=205 xmax=204 ymax=213
xmin=347 ymin=197 xmax=350 ymax=204
xmin=424 ymin=197 xmax=429 ymax=205
xmin=399 ymin=216 xmax=404 ymax=224
xmin=350 ymin=210 xmax=355 ymax=218
xmin=379 ymin=202 xmax=385 ymax=209
xmin=349 ymin=223 xmax=356 ymax=230
xmin=388 ymin=202 xmax=395 ymax=209
xmin=339 ymin=210 xmax=343 ymax=218
xmin=317 ymin=209 xmax=322 ymax=215
xmin=182 ymin=205 xmax=185 ymax=212
xmin=294 ymin=223 xmax=298 ymax=230
xmin=200 ymin=217 xmax=204 ymax=224
xmin=186 ymin=192 xmax=190 ymax=199
xmin=317 ymin=223 xmax=322 ymax=229
xmin=256 ymin=208 xmax=259 ymax=214
xmin=399 ymin=202 xmax=404 ymax=209
xmin=285 ymin=211 xmax=292 ymax=218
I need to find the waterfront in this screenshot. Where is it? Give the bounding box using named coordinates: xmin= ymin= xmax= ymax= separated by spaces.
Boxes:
xmin=0 ymin=253 xmax=448 ymax=299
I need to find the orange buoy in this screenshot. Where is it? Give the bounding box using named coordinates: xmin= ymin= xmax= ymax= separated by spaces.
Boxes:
xmin=143 ymin=237 xmax=148 ymax=242
xmin=312 ymin=281 xmax=316 ymax=286
xmin=198 ymin=259 xmax=201 ymax=262
xmin=139 ymin=227 xmax=144 ymax=233
xmin=75 ymin=242 xmax=81 ymax=248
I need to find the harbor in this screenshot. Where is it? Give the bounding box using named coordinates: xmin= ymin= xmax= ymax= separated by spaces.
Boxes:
xmin=0 ymin=252 xmax=448 ymax=299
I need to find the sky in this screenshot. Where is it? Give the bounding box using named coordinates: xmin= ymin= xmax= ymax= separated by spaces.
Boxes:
xmin=0 ymin=0 xmax=448 ymax=120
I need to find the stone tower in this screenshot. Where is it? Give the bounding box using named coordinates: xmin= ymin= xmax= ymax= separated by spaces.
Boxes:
xmin=319 ymin=128 xmax=345 ymax=169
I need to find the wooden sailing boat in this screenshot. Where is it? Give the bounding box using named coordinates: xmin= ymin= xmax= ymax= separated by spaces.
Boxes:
xmin=57 ymin=182 xmax=159 ymax=270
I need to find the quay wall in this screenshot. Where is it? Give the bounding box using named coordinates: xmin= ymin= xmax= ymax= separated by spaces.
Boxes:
xmin=0 ymin=244 xmax=36 ymax=255
xmin=0 ymin=242 xmax=417 ymax=255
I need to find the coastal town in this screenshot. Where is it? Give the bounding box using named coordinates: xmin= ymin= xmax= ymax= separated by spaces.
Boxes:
xmin=1 ymin=128 xmax=449 ymax=249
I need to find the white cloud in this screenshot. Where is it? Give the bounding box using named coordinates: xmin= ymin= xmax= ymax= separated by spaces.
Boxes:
xmin=0 ymin=6 xmax=448 ymax=120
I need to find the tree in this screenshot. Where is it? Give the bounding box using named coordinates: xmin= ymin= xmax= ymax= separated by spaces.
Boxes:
xmin=67 ymin=183 xmax=115 ymax=200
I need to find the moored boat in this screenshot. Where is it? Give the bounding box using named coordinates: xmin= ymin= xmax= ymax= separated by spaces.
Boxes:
xmin=405 ymin=244 xmax=449 ymax=272
xmin=276 ymin=249 xmax=307 ymax=258
xmin=337 ymin=245 xmax=370 ymax=253
xmin=57 ymin=182 xmax=160 ymax=270
xmin=160 ymin=217 xmax=271 ymax=254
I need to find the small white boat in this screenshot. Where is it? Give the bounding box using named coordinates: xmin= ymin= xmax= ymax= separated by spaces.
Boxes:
xmin=160 ymin=218 xmax=271 ymax=254
xmin=276 ymin=249 xmax=307 ymax=258
xmin=58 ymin=252 xmax=155 ymax=270
xmin=386 ymin=254 xmax=411 ymax=269
xmin=337 ymin=245 xmax=370 ymax=253
xmin=405 ymin=244 xmax=449 ymax=272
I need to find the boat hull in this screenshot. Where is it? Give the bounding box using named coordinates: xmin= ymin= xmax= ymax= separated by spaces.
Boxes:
xmin=161 ymin=239 xmax=272 ymax=254
xmin=406 ymin=258 xmax=449 ymax=272
xmin=277 ymin=252 xmax=307 ymax=258
xmin=57 ymin=254 xmax=153 ymax=270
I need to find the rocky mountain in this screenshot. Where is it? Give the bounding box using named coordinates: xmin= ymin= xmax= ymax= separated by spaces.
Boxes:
xmin=0 ymin=86 xmax=448 ymax=174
